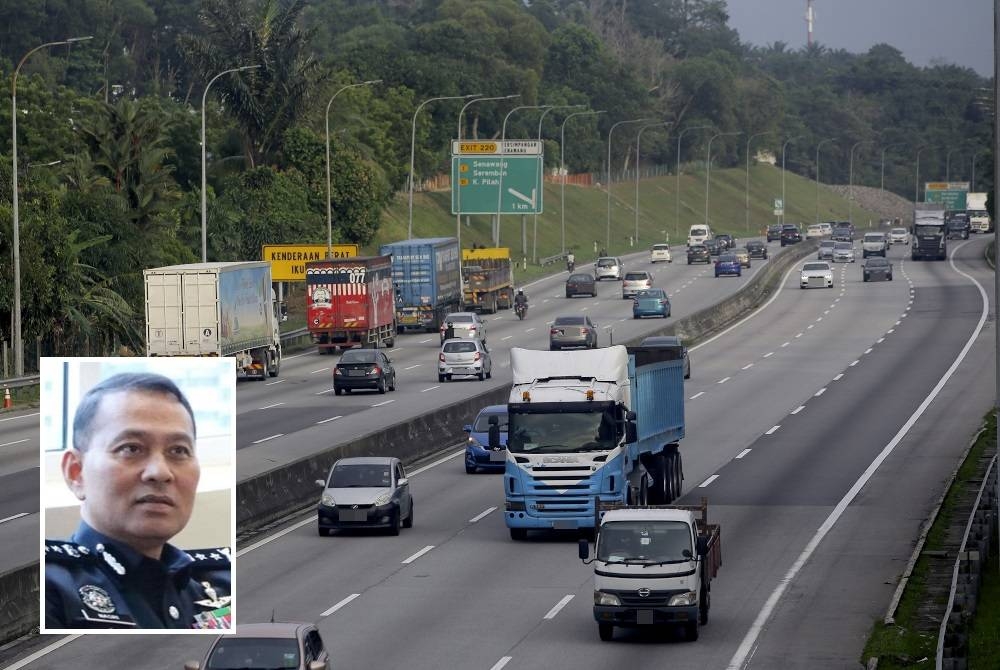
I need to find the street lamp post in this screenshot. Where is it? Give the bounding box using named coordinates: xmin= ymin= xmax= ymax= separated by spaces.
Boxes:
xmin=915 ymin=146 xmax=930 ymax=202
xmin=971 ymin=148 xmax=990 ymax=190
xmin=636 ymin=122 xmax=671 ymax=247
xmin=607 ymin=118 xmax=650 ymax=250
xmin=675 ymin=125 xmax=713 ymax=240
xmin=815 ymin=138 xmax=836 ymax=224
xmin=880 ymin=143 xmax=904 ymax=193
xmin=202 ymin=64 xmax=260 ymax=262
xmin=496 ymin=104 xmax=551 ymax=248
xmin=849 ymin=140 xmax=876 ymax=225
xmin=408 ymin=93 xmax=481 ymax=239
xmin=705 ymin=131 xmax=742 ymax=227
xmin=560 ymin=110 xmax=605 ymax=254
xmin=533 ymin=104 xmax=584 ymax=263
xmin=745 ymin=131 xmax=777 ymax=232
xmin=11 ymin=35 xmax=92 ymax=377
xmin=326 ymin=79 xmax=380 ymax=259
xmin=781 ymin=135 xmax=806 ymax=225
xmin=945 ymin=147 xmax=966 ymax=182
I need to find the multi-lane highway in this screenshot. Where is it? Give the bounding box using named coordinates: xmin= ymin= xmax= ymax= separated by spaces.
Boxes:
xmin=3 ymin=235 xmax=995 ymax=670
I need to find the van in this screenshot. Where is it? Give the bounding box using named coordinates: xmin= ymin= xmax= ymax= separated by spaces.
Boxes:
xmin=687 ymin=225 xmax=711 ymax=246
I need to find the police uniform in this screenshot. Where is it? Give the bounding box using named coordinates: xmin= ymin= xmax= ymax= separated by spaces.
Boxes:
xmin=45 ymin=522 xmax=232 ymax=630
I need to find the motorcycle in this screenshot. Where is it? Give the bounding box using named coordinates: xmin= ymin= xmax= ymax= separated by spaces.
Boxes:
xmin=566 ymin=259 xmax=575 ymax=272
xmin=515 ymin=302 xmax=527 ymax=320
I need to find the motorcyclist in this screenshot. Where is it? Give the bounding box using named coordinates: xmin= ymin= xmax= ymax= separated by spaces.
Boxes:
xmin=513 ymin=289 xmax=528 ymax=317
xmin=566 ymin=252 xmax=575 ymax=272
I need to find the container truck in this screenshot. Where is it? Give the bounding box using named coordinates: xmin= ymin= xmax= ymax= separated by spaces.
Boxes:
xmin=578 ymin=498 xmax=721 ymax=641
xmin=911 ymin=204 xmax=947 ymax=261
xmin=967 ymin=192 xmax=992 ymax=233
xmin=461 ymin=247 xmax=514 ymax=313
xmin=379 ymin=237 xmax=461 ymax=333
xmin=305 ymin=255 xmax=396 ymax=353
xmin=494 ymin=342 xmax=685 ymax=540
xmin=144 ymin=261 xmax=283 ymax=379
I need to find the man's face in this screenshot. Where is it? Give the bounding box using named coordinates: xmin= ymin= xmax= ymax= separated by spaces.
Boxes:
xmin=63 ymin=389 xmax=199 ymax=558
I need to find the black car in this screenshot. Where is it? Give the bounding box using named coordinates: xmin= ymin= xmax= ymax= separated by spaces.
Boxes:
xmin=704 ymin=238 xmax=725 ymax=256
xmin=714 ymin=233 xmax=735 ymax=249
xmin=946 ymin=213 xmax=971 ymax=240
xmin=862 ymin=257 xmax=893 ymax=282
xmin=639 ymin=335 xmax=691 ymax=379
xmin=333 ymin=348 xmax=396 ymax=395
xmin=565 ymin=272 xmax=596 ymax=298
xmin=766 ymin=224 xmax=783 ymax=242
xmin=745 ymin=240 xmax=768 ymax=259
xmin=831 ymin=224 xmax=854 ymax=242
xmin=780 ymin=224 xmax=802 ymax=246
xmin=687 ymin=244 xmax=711 ymax=264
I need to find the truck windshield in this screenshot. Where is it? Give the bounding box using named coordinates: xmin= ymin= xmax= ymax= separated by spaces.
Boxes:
xmin=915 ymin=224 xmax=944 ymax=235
xmin=597 ymin=520 xmax=692 ymax=564
xmin=507 ymin=407 xmax=618 ymax=453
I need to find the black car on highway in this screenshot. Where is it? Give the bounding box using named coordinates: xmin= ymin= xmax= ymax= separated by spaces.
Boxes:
xmin=714 ymin=233 xmax=735 ymax=249
xmin=704 ymin=237 xmax=725 ymax=255
xmin=766 ymin=224 xmax=783 ymax=242
xmin=565 ymin=272 xmax=596 ymax=298
xmin=780 ymin=224 xmax=803 ymax=246
xmin=687 ymin=244 xmax=711 ymax=264
xmin=862 ymin=257 xmax=893 ymax=282
xmin=333 ymin=348 xmax=397 ymax=395
xmin=745 ymin=240 xmax=768 ymax=259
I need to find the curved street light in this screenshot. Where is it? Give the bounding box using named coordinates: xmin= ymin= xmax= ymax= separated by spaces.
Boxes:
xmin=849 ymin=139 xmax=877 ymax=225
xmin=971 ymin=148 xmax=990 ymax=190
xmin=675 ymin=125 xmax=713 ymax=240
xmin=745 ymin=131 xmax=777 ymax=232
xmin=781 ymin=135 xmax=806 ymax=225
xmin=636 ymin=122 xmax=672 ymax=246
xmin=495 ymin=104 xmax=552 ymax=247
xmin=705 ymin=131 xmax=743 ymax=227
xmin=607 ymin=118 xmax=651 ymax=250
xmin=915 ymin=146 xmax=931 ymax=202
xmin=560 ymin=110 xmax=605 ymax=254
xmin=879 ymin=142 xmax=905 ymax=193
xmin=532 ymin=104 xmax=585 ymax=262
xmin=815 ymin=138 xmax=837 ymax=224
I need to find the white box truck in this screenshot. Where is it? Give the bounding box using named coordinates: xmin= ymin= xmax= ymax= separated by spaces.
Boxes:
xmin=967 ymin=192 xmax=992 ymax=233
xmin=144 ymin=262 xmax=284 ymax=379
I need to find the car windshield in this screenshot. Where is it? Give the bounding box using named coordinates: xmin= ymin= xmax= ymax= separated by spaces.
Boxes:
xmin=473 ymin=412 xmax=509 ymax=432
xmin=328 ymin=463 xmax=391 ymax=488
xmin=636 ymin=289 xmax=665 ymax=299
xmin=803 ymin=263 xmax=829 ymax=271
xmin=891 ymin=228 xmax=908 ymax=235
xmin=867 ymin=258 xmax=889 ymax=267
xmin=864 ymin=234 xmax=883 ymax=241
xmin=624 ymin=272 xmax=648 ymax=281
xmin=554 ymin=316 xmax=586 ymax=326
xmin=446 ymin=314 xmax=474 ymax=323
xmin=597 ymin=520 xmax=693 ymax=564
xmin=508 ymin=407 xmax=618 ymax=453
xmin=207 ymin=638 xmax=300 ymax=670
xmin=689 ymin=228 xmax=708 ymax=236
xmin=443 ymin=341 xmax=478 ymax=353
xmin=652 ymin=244 xmax=669 ymax=250
xmin=339 ymin=350 xmax=378 ymax=364
xmin=834 ymin=242 xmax=853 ymax=249
xmin=820 ymin=241 xmax=836 ymax=248
xmin=915 ymin=224 xmax=944 ymax=235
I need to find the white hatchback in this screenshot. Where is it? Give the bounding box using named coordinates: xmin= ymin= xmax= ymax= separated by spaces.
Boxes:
xmin=594 ymin=257 xmax=624 ymax=280
xmin=650 ymin=244 xmax=672 ymax=263
xmin=888 ymin=228 xmax=910 ymax=245
xmin=806 ymin=224 xmax=826 ymax=239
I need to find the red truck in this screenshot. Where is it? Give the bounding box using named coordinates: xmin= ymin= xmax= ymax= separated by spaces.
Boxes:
xmin=305 ymin=256 xmax=396 ymax=353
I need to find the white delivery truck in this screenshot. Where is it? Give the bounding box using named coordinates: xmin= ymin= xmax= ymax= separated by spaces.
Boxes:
xmin=967 ymin=192 xmax=992 ymax=233
xmin=144 ymin=261 xmax=284 ymax=379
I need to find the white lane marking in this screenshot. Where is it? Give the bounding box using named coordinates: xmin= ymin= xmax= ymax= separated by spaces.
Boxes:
xmin=408 ymin=449 xmax=465 ymax=476
xmin=735 ymin=449 xmax=752 ymax=459
xmin=321 ymin=593 xmax=361 ymax=617
xmin=0 ymin=412 xmax=39 ymax=423
xmin=814 ymin=388 xmax=826 ymax=397
xmin=490 ymin=658 xmax=513 ymax=670
xmin=387 ymin=348 xmax=401 ymax=353
xmin=469 ymin=507 xmax=497 ymax=523
xmin=849 ymin=360 xmax=860 ymax=367
xmin=833 ymin=374 xmax=844 ymax=381
xmin=502 ymin=336 xmax=514 ymax=341
xmin=310 ymin=368 xmax=329 ymax=374
xmin=895 ymin=320 xmax=901 ymax=326
xmin=742 ymin=363 xmax=754 ymax=370
xmin=372 ymin=400 xmax=395 ymax=407
xmin=790 ymin=406 xmax=805 ymax=415
xmin=864 ymin=348 xmax=873 ymax=354
xmin=3 ymin=635 xmax=82 ymax=670
xmin=420 ymin=338 xmax=433 ymax=343
xmin=807 ymin=325 xmax=814 ymax=330
xmin=717 ymin=377 xmax=731 ymax=384
xmin=420 ymin=386 xmax=441 ymax=393
xmin=699 ymin=474 xmax=720 ymax=487
xmin=824 ymin=310 xmax=830 ymax=315
xmin=315 ymin=388 xmax=334 ymax=396
xmin=781 ymin=342 xmax=790 ymax=347
xmin=887 ymin=329 xmax=895 ymax=334
xmin=877 ymin=337 xmax=885 ymax=343
xmin=765 ymin=425 xmax=780 ymax=435
xmin=0 ymin=439 xmax=29 ymax=448
xmin=258 ymin=402 xmax=285 ymax=410
xmin=901 ymin=313 xmax=908 ymax=318
xmin=265 ymin=379 xmax=286 ymax=386
xmin=763 ymin=352 xmax=774 ymax=358
xmin=816 ymin=317 xmax=823 ymax=322
xmin=402 ymin=545 xmax=435 ymax=564
xmin=619 ymin=318 xmax=628 ymax=322
xmin=316 ymin=415 xmax=343 ymax=425
xmin=526 ymin=328 xmax=536 ymax=332
xmin=0 ymin=512 xmax=29 ymax=524
xmin=542 ymin=298 xmax=550 ymax=303
xmin=404 ymin=364 xmax=422 ymax=370
xmin=544 ymin=594 xmax=575 ymax=619
xmin=252 ymin=434 xmax=284 ymax=444
xmin=690 ymin=392 xmax=705 ymax=400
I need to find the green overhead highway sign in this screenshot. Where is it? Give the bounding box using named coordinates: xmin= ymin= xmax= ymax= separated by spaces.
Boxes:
xmin=924 ymin=181 xmax=969 ymax=210
xmin=451 ymin=154 xmax=544 ymax=215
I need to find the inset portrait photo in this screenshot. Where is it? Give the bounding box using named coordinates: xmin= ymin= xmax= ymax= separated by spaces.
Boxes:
xmin=40 ymin=357 xmax=236 ymax=634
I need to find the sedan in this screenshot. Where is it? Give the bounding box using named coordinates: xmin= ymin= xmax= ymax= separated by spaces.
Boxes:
xmin=440 ymin=311 xmax=486 ymax=344
xmin=745 ymin=240 xmax=768 ymax=259
xmin=632 ymin=288 xmax=671 ymax=319
xmin=650 ymin=243 xmax=673 ymax=263
xmin=621 ymin=271 xmax=653 ymax=299
xmin=817 ymin=240 xmax=836 ymax=260
xmin=565 ymin=272 xmax=596 ymax=298
xmin=316 ymin=456 xmax=413 ymax=535
xmin=832 ymin=241 xmax=856 ymax=263
xmin=780 ymin=225 xmax=803 ymax=246
xmin=185 ymin=622 xmax=329 ymax=670
xmin=463 ymin=404 xmax=508 ymax=474
xmin=704 ymin=238 xmax=725 ymax=256
xmin=863 ymin=257 xmax=893 ymax=282
xmin=800 ymin=261 xmax=834 ymax=289
xmin=439 ymin=338 xmax=492 ymax=381
xmin=806 ymin=224 xmax=826 ymax=239
xmin=687 ymin=244 xmax=711 ymax=264
xmin=550 ymin=315 xmax=598 ymax=350
xmin=888 ymin=227 xmax=910 ymax=245
xmin=714 ymin=253 xmax=742 ymax=277
xmin=734 ymin=248 xmax=751 ymax=268
xmin=333 ymin=349 xmax=396 ymax=395
xmin=766 ymin=224 xmax=783 ymax=242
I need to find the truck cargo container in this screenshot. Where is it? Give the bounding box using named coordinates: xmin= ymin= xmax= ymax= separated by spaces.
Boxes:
xmin=461 ymin=247 xmax=514 ymax=313
xmin=967 ymin=192 xmax=992 ymax=233
xmin=305 ymin=256 xmax=396 ymax=353
xmin=379 ymin=238 xmax=461 ymax=333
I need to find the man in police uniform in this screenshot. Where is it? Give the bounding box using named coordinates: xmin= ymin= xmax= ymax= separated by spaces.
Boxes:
xmin=45 ymin=372 xmax=232 ymax=630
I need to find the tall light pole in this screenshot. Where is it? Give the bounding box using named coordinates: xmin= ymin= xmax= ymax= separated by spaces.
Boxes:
xmin=455 ymin=94 xmax=519 ymax=252
xmin=636 ymin=122 xmax=672 ymax=247
xmin=971 ymin=148 xmax=990 ymax=190
xmin=848 ymin=140 xmax=876 ymax=225
xmin=408 ymin=93 xmax=481 ymax=239
xmin=815 ymin=138 xmax=837 ymax=224
xmin=675 ymin=125 xmax=713 ymax=240
xmin=533 ymin=104 xmax=584 ymax=262
xmin=945 ymin=146 xmax=966 ymax=182
xmin=560 ymin=110 xmax=605 ymax=254
xmin=11 ymin=35 xmax=92 ymax=377
xmin=745 ymin=131 xmax=777 ymax=232
xmin=915 ymin=146 xmax=930 ymax=202
xmin=202 ymin=64 xmax=260 ymax=262
xmin=880 ymin=143 xmax=904 ymax=193
xmin=607 ymin=118 xmax=650 ymax=250
xmin=705 ymin=131 xmax=742 ymax=227
xmin=781 ymin=135 xmax=806 ymax=225
xmin=325 ymin=79 xmax=380 ymax=259
xmin=496 ymin=104 xmax=551 ymax=247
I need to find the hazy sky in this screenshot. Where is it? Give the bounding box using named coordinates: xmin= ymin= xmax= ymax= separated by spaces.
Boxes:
xmin=726 ymin=0 xmax=993 ymax=76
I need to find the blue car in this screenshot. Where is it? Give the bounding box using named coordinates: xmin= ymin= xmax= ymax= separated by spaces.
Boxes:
xmin=463 ymin=404 xmax=508 ymax=473
xmin=632 ymin=288 xmax=671 ymax=319
xmin=714 ymin=253 xmax=742 ymax=277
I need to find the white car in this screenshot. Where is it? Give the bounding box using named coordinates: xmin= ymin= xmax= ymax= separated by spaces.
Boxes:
xmin=594 ymin=256 xmax=624 ymax=280
xmin=650 ymin=243 xmax=672 ymax=263
xmin=818 ymin=222 xmax=833 ymax=236
xmin=687 ymin=225 xmax=712 ymax=246
xmin=806 ymin=224 xmax=826 ymax=239
xmin=440 ymin=311 xmax=487 ymax=344
xmin=800 ymin=261 xmax=834 ymax=289
xmin=832 ymin=241 xmax=856 ymax=263
xmin=439 ymin=338 xmax=492 ymax=382
xmin=888 ymin=227 xmax=910 ymax=245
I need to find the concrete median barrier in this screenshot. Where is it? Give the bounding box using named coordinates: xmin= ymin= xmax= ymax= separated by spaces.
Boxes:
xmin=0 ymin=563 xmax=38 ymax=641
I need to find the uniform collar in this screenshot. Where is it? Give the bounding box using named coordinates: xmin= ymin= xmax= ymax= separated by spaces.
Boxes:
xmin=72 ymin=521 xmax=193 ymax=577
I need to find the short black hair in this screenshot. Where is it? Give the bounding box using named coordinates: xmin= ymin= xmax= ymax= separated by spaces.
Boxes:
xmin=72 ymin=372 xmax=197 ymax=451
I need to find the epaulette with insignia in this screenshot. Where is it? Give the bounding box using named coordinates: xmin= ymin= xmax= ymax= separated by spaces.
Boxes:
xmin=185 ymin=547 xmax=231 ymax=567
xmin=44 ymin=540 xmax=95 ymax=563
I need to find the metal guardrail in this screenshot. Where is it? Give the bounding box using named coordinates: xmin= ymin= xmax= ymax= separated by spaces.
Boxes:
xmin=1 ymin=375 xmax=40 ymax=389
xmin=539 ymin=252 xmax=568 ymax=266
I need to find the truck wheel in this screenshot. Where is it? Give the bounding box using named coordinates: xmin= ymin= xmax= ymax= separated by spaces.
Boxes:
xmin=269 ymin=353 xmax=280 ymax=378
xmin=509 ymin=528 xmax=528 ymax=541
xmin=598 ymin=623 xmax=614 ymax=642
xmin=385 ymin=335 xmax=395 ymax=348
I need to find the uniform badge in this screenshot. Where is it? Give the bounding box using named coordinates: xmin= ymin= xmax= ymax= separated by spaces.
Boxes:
xmin=61 ymin=544 xmax=79 ymax=558
xmin=194 ymin=581 xmax=232 ymax=610
xmin=102 ymin=551 xmax=126 ymax=576
xmin=79 ymin=585 xmax=116 ymax=614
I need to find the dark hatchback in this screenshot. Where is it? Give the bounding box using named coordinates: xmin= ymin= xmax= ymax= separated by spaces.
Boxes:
xmin=704 ymin=238 xmax=726 ymax=256
xmin=766 ymin=224 xmax=783 ymax=242
xmin=687 ymin=244 xmax=711 ymax=264
xmin=463 ymin=404 xmax=508 ymax=473
xmin=715 ymin=233 xmax=735 ymax=249
xmin=714 ymin=253 xmax=742 ymax=277
xmin=333 ymin=349 xmax=396 ymax=395
xmin=862 ymin=257 xmax=893 ymax=282
xmin=831 ymin=225 xmax=854 ymax=242
xmin=565 ymin=272 xmax=596 ymax=298
xmin=745 ymin=240 xmax=768 ymax=259
xmin=780 ymin=224 xmax=802 ymax=246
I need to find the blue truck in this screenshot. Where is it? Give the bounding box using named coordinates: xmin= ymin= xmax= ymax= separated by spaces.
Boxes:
xmin=379 ymin=237 xmax=461 ymax=333
xmin=494 ymin=341 xmax=685 ymax=540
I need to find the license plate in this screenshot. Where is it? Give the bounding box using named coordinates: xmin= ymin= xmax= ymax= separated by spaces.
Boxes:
xmin=636 ymin=609 xmax=655 ymax=625
xmin=552 ymin=520 xmax=577 ymax=530
xmin=489 ymin=451 xmax=506 ymax=462
xmin=339 ymin=509 xmax=367 ymax=522
xmin=348 ymin=369 xmax=366 ymax=376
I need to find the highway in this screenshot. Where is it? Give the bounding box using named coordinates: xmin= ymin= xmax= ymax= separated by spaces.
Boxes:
xmin=3 ymin=236 xmax=995 ymax=670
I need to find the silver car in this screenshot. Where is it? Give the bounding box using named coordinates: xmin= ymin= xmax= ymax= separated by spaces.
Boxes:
xmin=888 ymin=227 xmax=910 ymax=245
xmin=439 ymin=338 xmax=492 ymax=381
xmin=440 ymin=311 xmax=487 ymax=345
xmin=594 ymin=256 xmax=623 ymax=281
xmin=832 ymin=241 xmax=856 ymax=263
xmin=800 ymin=261 xmax=834 ymax=289
xmin=621 ymin=271 xmax=653 ymax=299
xmin=316 ymin=456 xmax=413 ymax=535
xmin=817 ymin=240 xmax=836 ymax=260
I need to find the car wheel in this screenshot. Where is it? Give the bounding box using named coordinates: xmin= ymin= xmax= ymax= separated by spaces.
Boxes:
xmin=344 ymin=388 xmax=352 ymax=394
xmin=389 ymin=374 xmax=396 ymax=391
xmin=666 ymin=309 xmax=671 ymax=318
xmin=378 ymin=378 xmax=387 ymax=394
xmin=486 ymin=368 xmax=492 ymax=379
xmin=438 ymin=374 xmax=445 ymax=383
xmin=550 ymin=345 xmax=560 ymax=351
xmin=388 ymin=509 xmax=401 ymax=536
xmin=686 ymin=622 xmax=700 ymax=641
xmin=598 ymin=623 xmax=614 ymax=642
xmin=566 ymin=292 xmax=572 ymax=298
xmin=403 ymin=501 xmax=413 ymax=528
xmin=466 ymin=463 xmax=477 ymax=474
xmin=888 ymin=275 xmax=893 ymax=281
xmin=446 ymin=374 xmax=453 ymax=381
xmin=633 ymin=314 xmax=639 ymax=320
xmin=478 ymin=370 xmax=486 ymax=381
xmin=510 ymin=527 xmax=528 ymax=541
xmin=334 ymin=387 xmax=343 ymax=396
xmin=318 ymin=525 xmax=328 ymax=537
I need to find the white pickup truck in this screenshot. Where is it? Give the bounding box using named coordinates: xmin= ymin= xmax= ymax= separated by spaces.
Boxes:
xmin=578 ymin=499 xmax=721 ymax=641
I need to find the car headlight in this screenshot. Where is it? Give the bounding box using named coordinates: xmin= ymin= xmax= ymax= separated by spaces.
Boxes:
xmin=595 ymin=590 xmax=621 ymax=606
xmin=468 ymin=437 xmax=482 ymax=448
xmin=668 ymin=591 xmax=698 ymax=606
xmin=374 ymin=492 xmax=392 ymax=506
xmin=321 ymin=494 xmax=336 ymax=507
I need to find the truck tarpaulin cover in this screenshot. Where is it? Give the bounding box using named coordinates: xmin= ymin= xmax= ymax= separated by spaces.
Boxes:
xmin=305 ymin=256 xmax=394 ymax=331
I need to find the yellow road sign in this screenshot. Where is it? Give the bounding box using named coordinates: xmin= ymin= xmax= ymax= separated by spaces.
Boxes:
xmin=262 ymin=244 xmax=358 ymax=281
xmin=457 ymin=141 xmax=498 ymax=154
